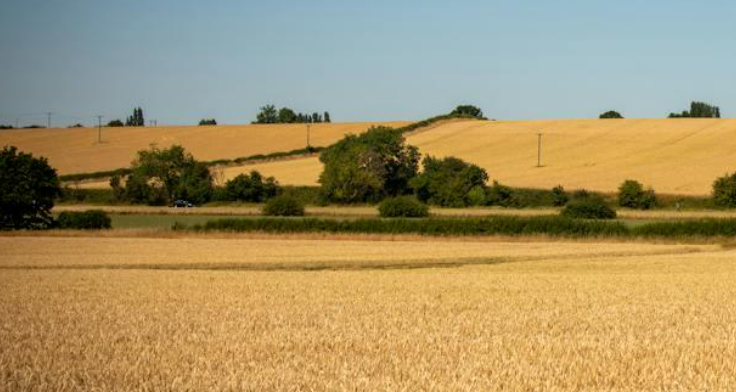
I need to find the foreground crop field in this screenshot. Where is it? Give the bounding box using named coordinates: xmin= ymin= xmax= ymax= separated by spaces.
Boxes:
xmin=228 ymin=118 xmax=736 ymax=195
xmin=0 ymin=122 xmax=408 ymax=175
xmin=2 ymin=235 xmax=736 ymax=390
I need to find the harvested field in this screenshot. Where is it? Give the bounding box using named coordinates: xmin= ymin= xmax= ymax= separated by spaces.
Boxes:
xmin=225 ymin=118 xmax=736 ymax=195
xmin=0 ymin=122 xmax=408 ymax=175
xmin=1 ymin=236 xmax=736 ymax=390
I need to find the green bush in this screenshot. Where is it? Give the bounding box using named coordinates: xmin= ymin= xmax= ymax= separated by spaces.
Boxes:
xmin=56 ymin=210 xmax=111 ymax=230
xmin=225 ymin=171 xmax=280 ymax=202
xmin=411 ymin=156 xmax=488 ymax=207
xmin=486 ymin=181 xmax=513 ymax=207
xmin=599 ymin=111 xmax=624 ymax=119
xmin=551 ymin=185 xmax=569 ymax=207
xmin=713 ymin=173 xmax=736 ymax=208
xmin=262 ymin=195 xmax=305 ymax=216
xmin=618 ymin=180 xmax=656 ymax=209
xmin=560 ymin=196 xmax=617 ymax=219
xmin=378 ymin=196 xmax=429 ymax=218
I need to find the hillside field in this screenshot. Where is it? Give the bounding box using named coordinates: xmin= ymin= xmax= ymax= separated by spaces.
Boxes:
xmin=2 ymin=235 xmax=736 ymax=390
xmin=227 ymin=118 xmax=736 ymax=195
xmin=0 ymin=122 xmax=408 ymax=175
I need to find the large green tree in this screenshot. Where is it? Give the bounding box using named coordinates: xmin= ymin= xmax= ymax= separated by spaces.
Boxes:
xmin=410 ymin=156 xmax=488 ymax=207
xmin=319 ymin=126 xmax=420 ymax=203
xmin=255 ymin=105 xmax=279 ymax=124
xmin=0 ymin=146 xmax=61 ymax=229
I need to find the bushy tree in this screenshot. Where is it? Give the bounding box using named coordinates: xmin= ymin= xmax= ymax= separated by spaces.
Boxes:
xmin=113 ymin=145 xmax=213 ymax=205
xmin=410 ymin=156 xmax=488 ymax=207
xmin=225 ymin=171 xmax=280 ymax=202
xmin=0 ymin=146 xmax=61 ymax=230
xmin=600 ymin=111 xmax=624 ymax=119
xmin=126 ymin=107 xmax=145 ymax=127
xmin=278 ymin=108 xmax=298 ymax=124
xmin=486 ymin=181 xmax=513 ymax=207
xmin=319 ymin=126 xmax=420 ymax=203
xmin=107 ymin=119 xmax=124 ymax=127
xmin=255 ymin=105 xmax=279 ymax=124
xmin=669 ymin=101 xmax=721 ymax=118
xmin=618 ymin=180 xmax=656 ymax=209
xmin=262 ymin=195 xmax=305 ymax=216
xmin=199 ymin=119 xmax=217 ymax=126
xmin=378 ymin=196 xmax=429 ymax=218
xmin=561 ymin=195 xmax=617 ymax=219
xmin=324 ymin=112 xmax=331 ymax=123
xmin=713 ymin=173 xmax=736 ymax=208
xmin=551 ymin=185 xmax=569 ymax=206
xmin=451 ymin=105 xmax=485 ymax=119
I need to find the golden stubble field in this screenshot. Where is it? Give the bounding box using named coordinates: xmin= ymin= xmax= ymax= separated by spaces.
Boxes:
xmin=226 ymin=118 xmax=736 ymax=194
xmin=0 ymin=122 xmax=408 ymax=175
xmin=2 ymin=235 xmax=736 ymax=391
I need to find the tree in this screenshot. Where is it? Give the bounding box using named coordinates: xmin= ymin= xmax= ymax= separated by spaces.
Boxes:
xmin=255 ymin=105 xmax=279 ymax=124
xmin=0 ymin=146 xmax=61 ymax=229
xmin=278 ymin=108 xmax=298 ymax=124
xmin=410 ymin=156 xmax=489 ymax=207
xmin=108 ymin=119 xmax=124 ymax=127
xmin=312 ymin=112 xmax=322 ymax=123
xmin=552 ymin=185 xmax=569 ymax=207
xmin=450 ymin=105 xmax=485 ymax=119
xmin=324 ymin=112 xmax=331 ymax=123
xmin=713 ymin=173 xmax=736 ymax=208
xmin=617 ymin=180 xmax=656 ymax=209
xmin=121 ymin=145 xmax=213 ymax=205
xmin=319 ymin=126 xmax=420 ymax=203
xmin=669 ymin=101 xmax=721 ymax=118
xmin=225 ymin=171 xmax=280 ymax=202
xmin=198 ymin=119 xmax=217 ymax=126
xmin=600 ymin=111 xmax=624 ymax=119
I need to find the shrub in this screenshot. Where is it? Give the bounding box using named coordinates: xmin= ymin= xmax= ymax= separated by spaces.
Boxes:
xmin=0 ymin=146 xmax=61 ymax=230
xmin=669 ymin=101 xmax=721 ymax=118
xmin=378 ymin=196 xmax=429 ymax=218
xmin=599 ymin=111 xmax=624 ymax=119
xmin=411 ymin=156 xmax=488 ymax=207
xmin=713 ymin=173 xmax=736 ymax=208
xmin=107 ymin=119 xmax=124 ymax=127
xmin=262 ymin=195 xmax=305 ymax=216
xmin=450 ymin=105 xmax=486 ymax=119
xmin=551 ymin=185 xmax=569 ymax=207
xmin=618 ymin=180 xmax=656 ymax=209
xmin=56 ymin=210 xmax=111 ymax=230
xmin=560 ymin=196 xmax=617 ymax=219
xmin=486 ymin=181 xmax=513 ymax=207
xmin=199 ymin=119 xmax=217 ymax=126
xmin=466 ymin=186 xmax=487 ymax=207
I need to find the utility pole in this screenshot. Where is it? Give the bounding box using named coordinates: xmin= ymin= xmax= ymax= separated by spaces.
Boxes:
xmin=15 ymin=118 xmax=19 ymax=129
xmin=46 ymin=112 xmax=53 ymax=129
xmin=96 ymin=115 xmax=103 ymax=143
xmin=537 ymin=133 xmax=543 ymax=168
xmin=306 ymin=124 xmax=311 ymax=149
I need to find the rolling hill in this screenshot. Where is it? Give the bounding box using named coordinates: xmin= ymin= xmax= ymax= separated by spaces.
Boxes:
xmin=224 ymin=118 xmax=736 ymax=195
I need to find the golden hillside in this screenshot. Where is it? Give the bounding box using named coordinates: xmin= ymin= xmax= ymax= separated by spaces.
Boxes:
xmin=225 ymin=118 xmax=736 ymax=195
xmin=0 ymin=122 xmax=408 ymax=175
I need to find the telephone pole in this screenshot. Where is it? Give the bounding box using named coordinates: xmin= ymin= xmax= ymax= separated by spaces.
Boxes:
xmin=15 ymin=118 xmax=19 ymax=129
xmin=537 ymin=133 xmax=543 ymax=168
xmin=306 ymin=124 xmax=311 ymax=149
xmin=96 ymin=115 xmax=103 ymax=143
xmin=46 ymin=112 xmax=53 ymax=128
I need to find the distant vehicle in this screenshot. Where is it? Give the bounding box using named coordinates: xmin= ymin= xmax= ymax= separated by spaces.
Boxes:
xmin=172 ymin=200 xmax=194 ymax=208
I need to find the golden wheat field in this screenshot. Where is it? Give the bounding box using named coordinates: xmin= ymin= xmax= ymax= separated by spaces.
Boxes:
xmin=225 ymin=118 xmax=736 ymax=195
xmin=0 ymin=122 xmax=408 ymax=175
xmin=2 ymin=235 xmax=736 ymax=391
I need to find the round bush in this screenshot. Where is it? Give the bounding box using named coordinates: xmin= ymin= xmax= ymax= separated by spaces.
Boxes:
xmin=378 ymin=196 xmax=429 ymax=218
xmin=713 ymin=173 xmax=736 ymax=208
xmin=560 ymin=197 xmax=617 ymax=220
xmin=56 ymin=210 xmax=112 ymax=230
xmin=262 ymin=195 xmax=305 ymax=217
xmin=618 ymin=180 xmax=656 ymax=210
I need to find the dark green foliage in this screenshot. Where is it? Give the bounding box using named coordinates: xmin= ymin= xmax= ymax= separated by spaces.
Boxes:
xmin=255 ymin=105 xmax=278 ymax=124
xmin=194 ymin=215 xmax=628 ymax=238
xmin=450 ymin=105 xmax=486 ymax=119
xmin=262 ymin=195 xmax=305 ymax=216
xmin=278 ymin=108 xmax=297 ymax=123
xmin=485 ymin=181 xmax=513 ymax=207
xmin=107 ymin=119 xmax=124 ymax=127
xmin=632 ymin=219 xmax=736 ymax=238
xmin=320 ymin=126 xmax=419 ymax=203
xmin=552 ymin=185 xmax=569 ymax=207
xmin=324 ymin=112 xmax=331 ymax=123
xmin=113 ymin=145 xmax=213 ymax=206
xmin=669 ymin=101 xmax=721 ymax=118
xmin=561 ymin=196 xmax=617 ymax=219
xmin=24 ymin=125 xmax=45 ymax=129
xmin=68 ymin=123 xmax=84 ymax=128
xmin=600 ymin=111 xmax=624 ymax=119
xmin=255 ymin=105 xmax=330 ymax=124
xmin=713 ymin=173 xmax=736 ymax=208
xmin=126 ymin=107 xmax=145 ymax=127
xmin=378 ymin=196 xmax=429 ymax=218
xmin=0 ymin=125 xmax=13 ymax=130
xmin=411 ymin=156 xmax=488 ymax=207
xmin=618 ymin=180 xmax=656 ymax=209
xmin=199 ymin=119 xmax=217 ymax=126
xmin=58 ymin=187 xmax=117 ymax=205
xmin=225 ymin=171 xmax=280 ymax=202
xmin=0 ymin=146 xmax=61 ymax=230
xmin=56 ymin=210 xmax=111 ymax=230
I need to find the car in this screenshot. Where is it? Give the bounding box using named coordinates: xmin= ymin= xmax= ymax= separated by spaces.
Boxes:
xmin=172 ymin=200 xmax=194 ymax=208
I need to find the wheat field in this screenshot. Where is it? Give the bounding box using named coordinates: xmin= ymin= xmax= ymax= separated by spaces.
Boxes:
xmin=0 ymin=122 xmax=408 ymax=175
xmin=225 ymin=118 xmax=736 ymax=195
xmin=2 ymin=235 xmax=736 ymax=390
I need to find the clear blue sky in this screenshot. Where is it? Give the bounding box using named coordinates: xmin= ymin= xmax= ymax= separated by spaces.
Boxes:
xmin=1 ymin=0 xmax=735 ymax=126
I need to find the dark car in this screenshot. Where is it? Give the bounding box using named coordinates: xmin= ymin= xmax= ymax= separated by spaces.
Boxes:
xmin=172 ymin=200 xmax=194 ymax=208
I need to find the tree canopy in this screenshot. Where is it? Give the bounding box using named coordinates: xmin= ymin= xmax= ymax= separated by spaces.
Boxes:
xmin=410 ymin=156 xmax=488 ymax=207
xmin=669 ymin=102 xmax=721 ymax=118
xmin=600 ymin=111 xmax=624 ymax=119
xmin=0 ymin=146 xmax=61 ymax=229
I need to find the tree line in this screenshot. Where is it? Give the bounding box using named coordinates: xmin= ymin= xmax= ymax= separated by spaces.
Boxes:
xmin=254 ymin=105 xmax=331 ymax=124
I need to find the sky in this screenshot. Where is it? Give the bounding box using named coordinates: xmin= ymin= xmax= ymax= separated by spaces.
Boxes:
xmin=1 ymin=0 xmax=735 ymax=126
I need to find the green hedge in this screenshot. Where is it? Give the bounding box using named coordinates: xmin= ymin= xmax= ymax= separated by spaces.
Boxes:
xmin=379 ymin=196 xmax=429 ymax=218
xmin=56 ymin=210 xmax=112 ymax=230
